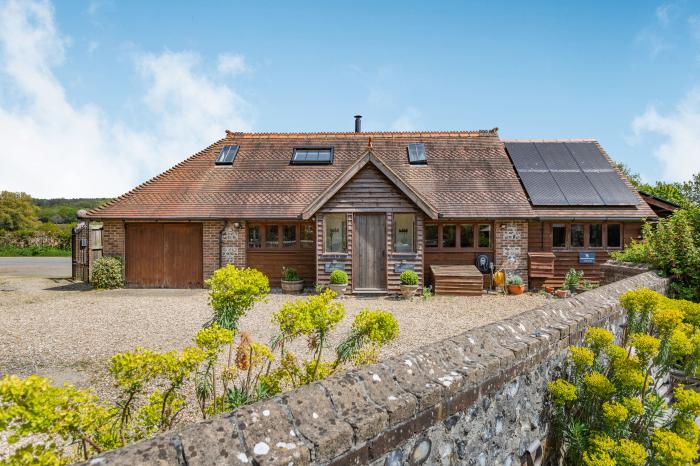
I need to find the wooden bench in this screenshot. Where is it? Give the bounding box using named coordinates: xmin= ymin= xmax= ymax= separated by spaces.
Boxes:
xmin=430 ymin=265 xmax=483 ymax=296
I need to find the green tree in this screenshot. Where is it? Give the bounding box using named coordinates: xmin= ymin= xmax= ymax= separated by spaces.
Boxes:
xmin=681 ymin=173 xmax=700 ymax=206
xmin=0 ymin=191 xmax=39 ymax=231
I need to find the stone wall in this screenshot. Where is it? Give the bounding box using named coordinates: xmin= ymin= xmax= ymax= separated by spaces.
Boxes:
xmin=600 ymin=260 xmax=651 ymax=285
xmin=494 ymin=221 xmax=529 ymax=285
xmin=78 ymin=266 xmax=668 ymax=466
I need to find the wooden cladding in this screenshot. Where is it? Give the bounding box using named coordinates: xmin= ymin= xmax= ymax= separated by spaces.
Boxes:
xmin=247 ymin=221 xmax=315 ymax=250
xmin=424 ymin=222 xmax=493 ymax=250
xmin=125 ymin=223 xmax=203 ymax=288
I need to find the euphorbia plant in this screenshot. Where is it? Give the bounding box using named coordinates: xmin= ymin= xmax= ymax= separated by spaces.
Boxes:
xmin=548 ymin=288 xmax=700 ymax=465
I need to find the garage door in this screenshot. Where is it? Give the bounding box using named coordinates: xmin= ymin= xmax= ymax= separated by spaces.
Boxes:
xmin=125 ymin=223 xmax=203 ymax=288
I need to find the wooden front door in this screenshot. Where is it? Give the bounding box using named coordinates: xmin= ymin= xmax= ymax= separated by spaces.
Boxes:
xmin=125 ymin=223 xmax=203 ymax=288
xmin=354 ymin=214 xmax=387 ymax=291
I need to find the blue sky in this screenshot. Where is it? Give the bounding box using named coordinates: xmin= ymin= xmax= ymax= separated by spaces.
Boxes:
xmin=1 ymin=0 xmax=700 ymax=197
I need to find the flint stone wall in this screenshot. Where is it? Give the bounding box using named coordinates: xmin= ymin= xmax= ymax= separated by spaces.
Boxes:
xmin=79 ymin=267 xmax=668 ymax=466
xmin=600 ymin=260 xmax=651 ymax=285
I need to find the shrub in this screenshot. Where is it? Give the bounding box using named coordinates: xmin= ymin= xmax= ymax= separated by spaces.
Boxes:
xmin=399 ymin=270 xmax=419 ymax=286
xmin=205 ymin=265 xmax=269 ymax=331
xmin=610 ymin=240 xmax=650 ymax=263
xmin=91 ymin=256 xmax=123 ymax=289
xmin=281 ymin=266 xmax=300 ymax=281
xmin=507 ymin=274 xmax=523 ymax=285
xmin=548 ymin=289 xmax=700 ymax=465
xmin=329 ymin=269 xmax=348 ymax=285
xmin=564 ymin=269 xmax=584 ymax=291
xmin=336 ymin=309 xmax=399 ymax=365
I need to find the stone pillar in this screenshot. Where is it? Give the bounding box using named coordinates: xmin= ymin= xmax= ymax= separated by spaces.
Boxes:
xmin=494 ymin=221 xmax=529 ymax=285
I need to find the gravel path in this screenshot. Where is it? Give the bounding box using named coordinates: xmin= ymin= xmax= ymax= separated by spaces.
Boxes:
xmin=0 ymin=276 xmax=549 ymax=455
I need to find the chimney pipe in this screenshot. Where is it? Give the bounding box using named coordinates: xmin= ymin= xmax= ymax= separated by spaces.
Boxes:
xmin=354 ymin=115 xmax=362 ymax=133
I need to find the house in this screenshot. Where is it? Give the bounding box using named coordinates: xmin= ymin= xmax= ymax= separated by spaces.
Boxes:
xmin=637 ymin=190 xmax=680 ymax=218
xmin=80 ymin=117 xmax=656 ymax=292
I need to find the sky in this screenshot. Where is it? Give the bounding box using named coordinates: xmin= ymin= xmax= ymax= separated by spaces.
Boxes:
xmin=1 ymin=0 xmax=700 ymax=198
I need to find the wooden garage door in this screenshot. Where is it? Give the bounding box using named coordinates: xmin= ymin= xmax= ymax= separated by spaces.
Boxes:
xmin=125 ymin=223 xmax=203 ymax=288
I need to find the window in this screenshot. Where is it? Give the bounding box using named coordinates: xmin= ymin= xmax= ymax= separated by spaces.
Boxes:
xmin=478 ymin=224 xmax=491 ymax=248
xmin=460 ymin=224 xmax=474 ymax=248
xmin=248 ymin=224 xmax=261 ymax=248
xmin=215 ymin=145 xmax=239 ymax=165
xmin=571 ymin=224 xmax=584 ymax=248
xmin=283 ymin=225 xmax=296 ymax=248
xmin=301 ymin=224 xmax=314 ymax=249
xmin=589 ymin=224 xmax=603 ymax=247
xmin=394 ymin=214 xmax=416 ymax=253
xmin=291 ymin=147 xmax=333 ymax=165
xmin=442 ymin=224 xmax=456 ymax=248
xmin=265 ymin=225 xmax=279 ymax=248
xmin=407 ymin=143 xmax=427 ymax=165
xmin=325 ymin=214 xmax=346 ymax=253
xmin=425 ymin=224 xmax=438 ymax=248
xmin=607 ymin=224 xmax=621 ymax=248
xmin=552 ymin=224 xmax=567 ymax=248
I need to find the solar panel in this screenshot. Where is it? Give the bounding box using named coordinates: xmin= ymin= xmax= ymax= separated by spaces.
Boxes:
xmin=551 ymin=171 xmax=604 ymax=205
xmin=585 ymin=171 xmax=639 ymax=205
xmin=535 ymin=142 xmax=579 ymax=170
xmin=407 ymin=143 xmax=427 ymax=164
xmin=215 ymin=145 xmax=239 ymax=165
xmin=518 ymin=171 xmax=568 ymax=205
xmin=565 ymin=142 xmax=611 ymax=170
xmin=291 ymin=148 xmax=333 ymax=165
xmin=505 ymin=142 xmax=547 ymax=170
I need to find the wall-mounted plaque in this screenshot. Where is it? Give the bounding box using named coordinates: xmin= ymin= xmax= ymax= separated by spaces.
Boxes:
xmin=324 ymin=261 xmax=346 ymax=273
xmin=394 ymin=262 xmax=416 ymax=273
xmin=579 ymin=252 xmax=596 ymax=264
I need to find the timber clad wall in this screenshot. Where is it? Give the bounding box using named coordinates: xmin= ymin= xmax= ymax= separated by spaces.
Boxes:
xmin=528 ymin=221 xmax=643 ymax=287
xmin=386 ymin=212 xmax=424 ymax=292
xmin=316 ymin=213 xmax=353 ymax=288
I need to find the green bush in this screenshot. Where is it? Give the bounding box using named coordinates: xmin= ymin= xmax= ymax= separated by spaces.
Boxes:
xmin=329 ymin=269 xmax=348 ymax=285
xmin=399 ymin=270 xmax=419 ymax=286
xmin=205 ymin=265 xmax=269 ymax=330
xmin=564 ymin=269 xmax=584 ymax=291
xmin=91 ymin=256 xmax=123 ymax=289
xmin=0 ymin=245 xmax=70 ymax=257
xmin=610 ymin=240 xmax=650 ymax=263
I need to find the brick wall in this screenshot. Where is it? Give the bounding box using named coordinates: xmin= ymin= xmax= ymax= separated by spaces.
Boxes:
xmin=220 ymin=221 xmax=247 ymax=268
xmin=102 ymin=220 xmax=125 ymax=259
xmin=82 ymin=264 xmax=669 ymax=466
xmin=494 ymin=220 xmax=528 ymax=285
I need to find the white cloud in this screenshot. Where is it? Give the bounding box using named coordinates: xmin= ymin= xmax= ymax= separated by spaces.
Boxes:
xmin=390 ymin=107 xmax=421 ymax=131
xmin=0 ymin=0 xmax=253 ymax=198
xmin=217 ymin=53 xmax=248 ymax=76
xmin=656 ymin=3 xmax=673 ymax=25
xmin=631 ymin=87 xmax=700 ymax=182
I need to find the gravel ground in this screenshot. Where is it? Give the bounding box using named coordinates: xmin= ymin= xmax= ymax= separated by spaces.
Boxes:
xmin=0 ymin=276 xmax=549 ymax=456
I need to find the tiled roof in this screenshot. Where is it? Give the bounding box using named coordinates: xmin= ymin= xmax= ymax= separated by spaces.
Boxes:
xmin=85 ymin=131 xmax=654 ymax=220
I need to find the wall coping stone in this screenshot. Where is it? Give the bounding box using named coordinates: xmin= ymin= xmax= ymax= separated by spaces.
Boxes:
xmin=78 ymin=266 xmax=668 ymax=466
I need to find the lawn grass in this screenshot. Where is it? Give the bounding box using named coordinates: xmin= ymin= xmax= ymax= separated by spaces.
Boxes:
xmin=0 ymin=246 xmax=71 ymax=257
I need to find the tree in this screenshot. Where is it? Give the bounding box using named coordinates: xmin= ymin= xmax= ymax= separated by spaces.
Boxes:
xmin=0 ymin=191 xmax=39 ymax=231
xmin=682 ymin=173 xmax=700 ymax=206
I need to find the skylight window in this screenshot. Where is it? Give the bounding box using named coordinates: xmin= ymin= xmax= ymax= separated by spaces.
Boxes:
xmin=407 ymin=143 xmax=427 ymax=165
xmin=291 ymin=147 xmax=333 ymax=165
xmin=215 ymin=145 xmax=239 ymax=165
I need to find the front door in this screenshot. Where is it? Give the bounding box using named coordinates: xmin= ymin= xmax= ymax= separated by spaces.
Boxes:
xmin=354 ymin=214 xmax=387 ymax=291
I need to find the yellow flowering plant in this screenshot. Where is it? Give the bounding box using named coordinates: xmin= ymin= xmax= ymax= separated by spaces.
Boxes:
xmin=548 ymin=288 xmax=700 ymax=465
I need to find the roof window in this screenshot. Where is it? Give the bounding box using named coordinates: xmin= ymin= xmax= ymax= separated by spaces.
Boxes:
xmin=407 ymin=143 xmax=427 ymax=165
xmin=215 ymin=145 xmax=239 ymax=165
xmin=291 ymin=147 xmax=333 ymax=165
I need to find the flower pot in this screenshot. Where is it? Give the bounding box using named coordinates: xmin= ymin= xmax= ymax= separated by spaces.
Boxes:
xmin=329 ymin=283 xmax=347 ymax=297
xmin=400 ymin=284 xmax=418 ymax=299
xmin=544 ymin=286 xmax=555 ymax=294
xmin=281 ymin=279 xmax=304 ymax=294
xmin=507 ymin=284 xmax=525 ymax=295
xmin=555 ymin=289 xmax=571 ymax=299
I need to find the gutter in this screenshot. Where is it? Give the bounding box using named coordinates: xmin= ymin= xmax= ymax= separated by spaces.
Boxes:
xmin=536 ymin=216 xmax=653 ymax=222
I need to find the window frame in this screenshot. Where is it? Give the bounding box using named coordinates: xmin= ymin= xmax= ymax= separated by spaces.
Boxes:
xmin=393 ymin=213 xmax=417 ymax=253
xmin=550 ymin=222 xmax=624 ymax=250
xmin=324 ymin=213 xmax=347 ymax=254
xmin=290 ymin=147 xmax=334 ymax=165
xmin=246 ymin=221 xmax=315 ymax=251
xmin=425 ymin=221 xmax=494 ymax=251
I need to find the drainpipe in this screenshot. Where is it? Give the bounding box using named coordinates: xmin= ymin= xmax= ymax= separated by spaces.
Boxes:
xmin=219 ymin=220 xmax=230 ymax=268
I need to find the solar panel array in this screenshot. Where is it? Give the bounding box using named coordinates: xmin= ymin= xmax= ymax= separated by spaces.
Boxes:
xmin=215 ymin=145 xmax=239 ymax=165
xmin=504 ymin=142 xmax=638 ymax=206
xmin=407 ymin=143 xmax=427 ymax=164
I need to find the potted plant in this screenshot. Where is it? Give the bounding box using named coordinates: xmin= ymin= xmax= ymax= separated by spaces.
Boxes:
xmin=563 ymin=268 xmax=584 ymax=293
xmin=399 ymin=270 xmax=419 ymax=299
xmin=281 ymin=266 xmax=304 ymax=294
xmin=506 ymin=274 xmax=526 ymax=295
xmin=555 ymin=288 xmax=571 ymax=298
xmin=328 ymin=269 xmax=348 ymax=297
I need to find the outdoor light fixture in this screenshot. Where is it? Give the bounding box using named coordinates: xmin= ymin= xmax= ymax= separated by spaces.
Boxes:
xmin=232 ymin=222 xmax=243 ymax=229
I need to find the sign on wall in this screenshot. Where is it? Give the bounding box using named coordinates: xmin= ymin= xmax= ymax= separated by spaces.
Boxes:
xmin=394 ymin=262 xmax=416 ymax=273
xmin=579 ymin=252 xmax=596 ymax=264
xmin=324 ymin=261 xmax=346 ymax=273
